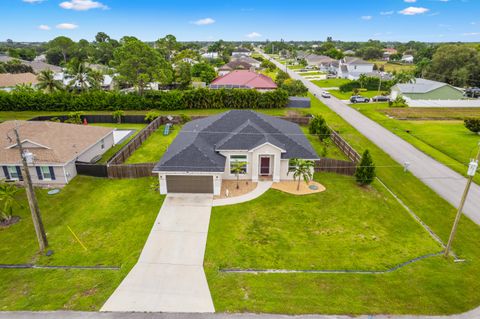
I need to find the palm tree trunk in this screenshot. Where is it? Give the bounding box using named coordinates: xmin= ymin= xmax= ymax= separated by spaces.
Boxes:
xmin=297 ymin=177 xmax=301 ymax=191
xmin=236 ymin=174 xmax=240 ymax=189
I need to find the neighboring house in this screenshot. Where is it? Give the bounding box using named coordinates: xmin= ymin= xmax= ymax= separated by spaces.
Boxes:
xmin=295 ymin=50 xmax=308 ymax=61
xmin=0 ymin=56 xmax=62 ymax=74
xmin=210 ymin=70 xmax=277 ymax=91
xmin=0 ymin=121 xmax=114 ymax=185
xmin=153 ymin=110 xmax=319 ymax=195
xmin=391 ymin=78 xmax=464 ymax=101
xmin=232 ymin=48 xmax=252 ymax=57
xmin=33 ymin=54 xmax=47 ymax=63
xmin=0 ymin=73 xmax=38 ymax=91
xmin=201 ymin=52 xmax=219 ymax=59
xmin=337 ymin=57 xmax=374 ymax=80
xmin=54 ymin=72 xmax=115 ymax=90
xmin=305 ymin=54 xmax=338 ymax=73
xmin=343 ymin=50 xmax=356 ymax=56
xmin=401 ymin=54 xmax=414 ymax=64
xmin=382 ymin=48 xmax=398 ymax=61
xmin=232 ymin=56 xmax=261 ymax=68
xmin=218 ymin=61 xmax=254 ymax=76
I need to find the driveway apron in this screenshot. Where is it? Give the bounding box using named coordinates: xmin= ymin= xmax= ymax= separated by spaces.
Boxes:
xmin=101 ymin=194 xmax=215 ymax=313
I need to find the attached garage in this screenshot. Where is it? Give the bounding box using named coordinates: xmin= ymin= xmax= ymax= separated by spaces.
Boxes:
xmin=165 ymin=175 xmax=214 ymax=194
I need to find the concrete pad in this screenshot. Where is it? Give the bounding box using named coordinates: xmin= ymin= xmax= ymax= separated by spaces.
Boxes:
xmin=101 ymin=194 xmax=215 ymax=313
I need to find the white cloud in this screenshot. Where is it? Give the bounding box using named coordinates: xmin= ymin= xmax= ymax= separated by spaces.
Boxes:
xmin=60 ymin=0 xmax=108 ymax=11
xmin=192 ymin=18 xmax=215 ymax=26
xmin=56 ymin=23 xmax=79 ymax=30
xmin=246 ymin=32 xmax=262 ymax=38
xmin=404 ymin=0 xmax=417 ymax=2
xmin=399 ymin=6 xmax=430 ymax=15
xmin=361 ymin=15 xmax=372 ymax=20
xmin=463 ymin=32 xmax=480 ymax=36
xmin=23 ymin=0 xmax=44 ymax=3
xmin=380 ymin=11 xmax=394 ymax=15
xmin=38 ymin=24 xmax=51 ymax=30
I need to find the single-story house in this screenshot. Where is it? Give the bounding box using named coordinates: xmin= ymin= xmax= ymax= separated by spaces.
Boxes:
xmin=210 ymin=70 xmax=277 ymax=91
xmin=0 ymin=73 xmax=39 ymax=91
xmin=391 ymin=78 xmax=464 ymax=101
xmin=0 ymin=56 xmax=62 ymax=73
xmin=337 ymin=57 xmax=374 ymax=80
xmin=401 ymin=55 xmax=414 ymax=64
xmin=232 ymin=48 xmax=252 ymax=57
xmin=232 ymin=56 xmax=261 ymax=68
xmin=218 ymin=61 xmax=254 ymax=76
xmin=0 ymin=121 xmax=114 ymax=185
xmin=153 ymin=110 xmax=320 ymax=195
xmin=382 ymin=48 xmax=398 ymax=61
xmin=304 ymin=54 xmax=338 ymax=72
xmin=201 ymin=52 xmax=219 ymax=59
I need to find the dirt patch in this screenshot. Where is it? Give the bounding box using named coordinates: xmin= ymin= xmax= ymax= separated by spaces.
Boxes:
xmin=0 ymin=216 xmax=21 ymax=228
xmin=272 ymin=181 xmax=326 ymax=195
xmin=214 ymin=180 xmax=258 ymax=199
xmin=381 ymin=107 xmax=480 ymax=120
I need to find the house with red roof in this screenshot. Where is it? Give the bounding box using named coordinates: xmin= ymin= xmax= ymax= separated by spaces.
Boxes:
xmin=209 ymin=70 xmax=277 ymax=91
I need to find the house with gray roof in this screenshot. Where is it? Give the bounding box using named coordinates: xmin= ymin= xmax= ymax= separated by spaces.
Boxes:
xmin=391 ymin=78 xmax=464 ymax=101
xmin=153 ymin=110 xmax=319 ymax=195
xmin=337 ymin=57 xmax=374 ymax=80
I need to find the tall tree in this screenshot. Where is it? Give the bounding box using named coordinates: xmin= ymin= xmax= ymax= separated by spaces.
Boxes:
xmin=37 ymin=70 xmax=63 ymax=93
xmin=113 ymin=36 xmax=172 ymax=94
xmin=174 ymin=62 xmax=192 ymax=89
xmin=191 ymin=62 xmax=217 ymax=84
xmin=66 ymin=58 xmax=98 ymax=92
xmin=355 ymin=150 xmax=376 ymax=186
xmin=156 ymin=34 xmax=180 ymax=61
xmin=48 ymin=36 xmax=75 ymax=64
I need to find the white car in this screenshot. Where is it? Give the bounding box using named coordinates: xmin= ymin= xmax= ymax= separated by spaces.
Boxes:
xmin=321 ymin=92 xmax=331 ymax=98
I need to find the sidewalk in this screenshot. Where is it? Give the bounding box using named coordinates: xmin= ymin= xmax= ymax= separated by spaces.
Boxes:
xmin=212 ymin=181 xmax=272 ymax=207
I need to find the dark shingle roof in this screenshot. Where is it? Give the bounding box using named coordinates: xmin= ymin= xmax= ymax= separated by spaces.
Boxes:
xmin=153 ymin=110 xmax=319 ymax=172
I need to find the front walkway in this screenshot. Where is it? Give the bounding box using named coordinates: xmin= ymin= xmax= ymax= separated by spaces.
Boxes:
xmin=212 ymin=181 xmax=272 ymax=207
xmin=101 ymin=194 xmax=215 ymax=313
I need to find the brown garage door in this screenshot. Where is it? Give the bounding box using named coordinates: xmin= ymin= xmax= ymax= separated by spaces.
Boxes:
xmin=166 ymin=175 xmax=214 ymax=194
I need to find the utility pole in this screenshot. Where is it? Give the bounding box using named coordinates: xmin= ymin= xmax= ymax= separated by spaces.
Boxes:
xmin=444 ymin=144 xmax=480 ymax=257
xmin=13 ymin=123 xmax=48 ymax=252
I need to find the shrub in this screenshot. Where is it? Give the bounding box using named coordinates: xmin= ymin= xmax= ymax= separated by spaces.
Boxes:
xmin=144 ymin=111 xmax=159 ymax=123
xmin=309 ymin=115 xmax=330 ymax=141
xmin=355 ymin=150 xmax=376 ymax=186
xmin=0 ymin=89 xmax=289 ymax=112
xmin=112 ymin=110 xmax=124 ymax=124
xmin=64 ymin=111 xmax=84 ymax=124
xmin=389 ymin=96 xmax=407 ymax=108
xmin=339 ymin=77 xmax=395 ymax=93
xmin=179 ymin=114 xmax=191 ymax=123
xmin=280 ymin=79 xmax=308 ymax=97
xmin=465 ymin=118 xmax=480 ymax=133
xmin=261 ymin=60 xmax=277 ymax=71
xmin=275 ymin=70 xmax=290 ymax=86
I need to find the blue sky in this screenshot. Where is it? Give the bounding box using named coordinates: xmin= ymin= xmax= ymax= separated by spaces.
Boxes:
xmin=2 ymin=0 xmax=480 ymax=42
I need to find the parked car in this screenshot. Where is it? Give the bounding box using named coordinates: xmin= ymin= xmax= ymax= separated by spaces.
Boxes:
xmin=465 ymin=87 xmax=480 ymax=98
xmin=350 ymin=95 xmax=370 ymax=103
xmin=372 ymin=95 xmax=390 ymax=102
xmin=321 ymin=91 xmax=331 ymax=98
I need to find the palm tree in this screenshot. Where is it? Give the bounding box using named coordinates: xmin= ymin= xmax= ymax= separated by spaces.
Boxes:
xmin=0 ymin=182 xmax=21 ymax=223
xmin=358 ymin=74 xmax=368 ymax=89
xmin=37 ymin=70 xmax=63 ymax=93
xmin=231 ymin=161 xmax=246 ymax=189
xmin=288 ymin=159 xmax=314 ymax=191
xmin=66 ymin=59 xmax=98 ymax=92
xmin=393 ymin=71 xmax=416 ymax=84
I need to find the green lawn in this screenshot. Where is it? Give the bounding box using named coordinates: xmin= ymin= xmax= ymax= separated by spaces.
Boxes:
xmin=206 ymin=173 xmax=440 ymax=271
xmin=298 ymin=71 xmax=324 ymax=76
xmin=202 ymin=94 xmax=480 ymax=315
xmin=0 ymin=176 xmax=163 ymax=310
xmin=125 ymin=124 xmax=181 ymax=163
xmin=371 ymin=60 xmax=416 ymax=73
xmin=328 ymin=90 xmax=380 ymax=100
xmin=288 ymin=65 xmax=305 ymax=70
xmin=301 ymin=126 xmax=348 ymax=161
xmin=351 ymin=103 xmax=480 ymax=183
xmin=312 ymin=78 xmax=352 ymax=88
xmin=90 ymin=123 xmax=147 ymax=164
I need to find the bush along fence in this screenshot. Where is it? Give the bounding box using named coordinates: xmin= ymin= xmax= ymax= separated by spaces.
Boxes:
xmin=30 ymin=114 xmax=148 ymax=124
xmin=0 ymin=88 xmax=289 ymax=111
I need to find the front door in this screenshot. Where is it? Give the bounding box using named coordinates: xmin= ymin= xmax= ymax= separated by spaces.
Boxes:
xmin=260 ymin=157 xmax=270 ymax=175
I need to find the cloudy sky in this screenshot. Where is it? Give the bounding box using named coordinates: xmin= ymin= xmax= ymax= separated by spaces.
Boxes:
xmin=1 ymin=0 xmax=480 ymax=42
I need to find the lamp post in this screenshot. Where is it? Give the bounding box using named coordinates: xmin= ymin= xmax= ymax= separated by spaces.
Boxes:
xmin=13 ymin=124 xmax=48 ymax=252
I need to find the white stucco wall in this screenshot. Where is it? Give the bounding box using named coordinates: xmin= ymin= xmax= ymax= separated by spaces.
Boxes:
xmin=219 ymin=151 xmax=252 ymax=180
xmin=76 ymin=132 xmax=114 ymax=163
xmin=251 ymin=143 xmax=283 ymax=182
xmin=0 ymin=164 xmax=74 ymax=186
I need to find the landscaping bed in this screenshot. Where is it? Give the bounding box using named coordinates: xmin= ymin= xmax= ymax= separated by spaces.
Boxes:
xmin=0 ymin=176 xmax=163 ymax=310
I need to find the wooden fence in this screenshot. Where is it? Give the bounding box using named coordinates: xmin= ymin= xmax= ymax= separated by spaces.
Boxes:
xmin=329 ymin=129 xmax=361 ymax=163
xmin=107 ymin=163 xmax=157 ymax=179
xmin=314 ymin=158 xmax=357 ymax=176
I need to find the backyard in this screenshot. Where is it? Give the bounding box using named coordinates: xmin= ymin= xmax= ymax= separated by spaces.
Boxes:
xmin=0 ymin=176 xmax=163 ymax=310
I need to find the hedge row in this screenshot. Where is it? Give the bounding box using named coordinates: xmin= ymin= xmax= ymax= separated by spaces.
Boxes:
xmin=339 ymin=77 xmax=395 ymax=93
xmin=0 ymin=88 xmax=289 ymax=111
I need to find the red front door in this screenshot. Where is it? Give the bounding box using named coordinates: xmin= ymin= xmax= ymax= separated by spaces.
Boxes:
xmin=260 ymin=157 xmax=270 ymax=175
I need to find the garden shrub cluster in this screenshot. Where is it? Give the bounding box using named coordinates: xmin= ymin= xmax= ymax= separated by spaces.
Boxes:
xmin=0 ymin=88 xmax=289 ymax=111
xmin=339 ymin=77 xmax=395 ymax=93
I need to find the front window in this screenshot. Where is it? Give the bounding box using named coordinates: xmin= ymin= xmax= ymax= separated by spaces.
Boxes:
xmin=230 ymin=155 xmax=247 ymax=175
xmin=288 ymin=159 xmax=297 ymax=172
xmin=7 ymin=166 xmax=20 ymax=180
xmin=40 ymin=166 xmax=52 ymax=180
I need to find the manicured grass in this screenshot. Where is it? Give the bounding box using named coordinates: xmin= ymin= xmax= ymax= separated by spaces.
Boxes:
xmin=298 ymin=71 xmax=324 ymax=76
xmin=205 ymin=173 xmax=440 ymax=271
xmin=312 ymin=78 xmax=352 ymax=88
xmin=125 ymin=124 xmax=181 ymax=163
xmin=90 ymin=123 xmax=147 ymax=164
xmin=288 ymin=65 xmax=305 ymax=70
xmin=328 ymin=90 xmax=380 ymax=100
xmin=301 ymin=126 xmax=348 ymax=161
xmin=0 ymin=176 xmax=163 ymax=310
xmin=203 ymin=94 xmax=480 ymax=315
xmin=351 ymin=102 xmax=480 ymax=183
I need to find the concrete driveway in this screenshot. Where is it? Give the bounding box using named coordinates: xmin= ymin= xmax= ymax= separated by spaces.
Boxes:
xmin=101 ymin=194 xmax=215 ymax=313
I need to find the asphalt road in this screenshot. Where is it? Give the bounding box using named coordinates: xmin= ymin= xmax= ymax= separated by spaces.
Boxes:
xmin=260 ymin=51 xmax=480 ymax=226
